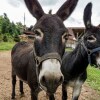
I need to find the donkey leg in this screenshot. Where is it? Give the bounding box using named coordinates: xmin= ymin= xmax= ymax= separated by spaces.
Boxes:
xmin=31 ymin=89 xmax=38 ymax=100
xmin=19 ymin=80 xmax=24 ymax=96
xmin=29 ymin=84 xmax=39 ymax=100
xmin=48 ymin=94 xmax=55 ymax=100
xmin=72 ymin=82 xmax=83 ymax=100
xmin=62 ymin=83 xmax=68 ymax=100
xmin=11 ymin=75 xmax=16 ymax=99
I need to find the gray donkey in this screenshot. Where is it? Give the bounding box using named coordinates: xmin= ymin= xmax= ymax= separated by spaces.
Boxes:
xmin=11 ymin=0 xmax=79 ymax=100
xmin=61 ymin=2 xmax=100 ymax=100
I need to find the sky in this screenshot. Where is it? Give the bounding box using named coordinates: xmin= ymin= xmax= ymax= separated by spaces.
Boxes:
xmin=0 ymin=0 xmax=100 ymax=27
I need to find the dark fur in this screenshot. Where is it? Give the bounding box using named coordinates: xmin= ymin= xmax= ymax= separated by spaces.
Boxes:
xmin=11 ymin=0 xmax=79 ymax=100
xmin=61 ymin=2 xmax=100 ymax=100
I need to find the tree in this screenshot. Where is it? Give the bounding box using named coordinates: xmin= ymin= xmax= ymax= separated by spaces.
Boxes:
xmin=0 ymin=13 xmax=25 ymax=42
xmin=0 ymin=15 xmax=4 ymax=33
xmin=1 ymin=13 xmax=10 ymax=34
xmin=8 ymin=22 xmax=17 ymax=35
xmin=16 ymin=22 xmax=24 ymax=34
xmin=3 ymin=35 xmax=8 ymax=42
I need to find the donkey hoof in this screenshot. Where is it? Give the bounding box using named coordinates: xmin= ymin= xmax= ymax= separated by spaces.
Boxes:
xmin=46 ymin=93 xmax=49 ymax=99
xmin=20 ymin=92 xmax=25 ymax=98
xmin=11 ymin=98 xmax=16 ymax=100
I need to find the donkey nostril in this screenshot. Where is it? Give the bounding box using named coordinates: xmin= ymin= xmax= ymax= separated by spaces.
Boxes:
xmin=40 ymin=76 xmax=46 ymax=86
xmin=42 ymin=76 xmax=46 ymax=82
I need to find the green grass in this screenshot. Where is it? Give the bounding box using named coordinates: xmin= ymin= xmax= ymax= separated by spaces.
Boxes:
xmin=86 ymin=65 xmax=100 ymax=91
xmin=65 ymin=47 xmax=73 ymax=52
xmin=0 ymin=42 xmax=16 ymax=51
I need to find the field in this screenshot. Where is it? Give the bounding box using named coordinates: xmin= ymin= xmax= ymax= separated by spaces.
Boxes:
xmin=0 ymin=43 xmax=100 ymax=100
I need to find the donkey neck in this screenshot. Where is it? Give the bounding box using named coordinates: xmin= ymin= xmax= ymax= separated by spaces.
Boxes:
xmin=66 ymin=43 xmax=89 ymax=75
xmin=72 ymin=43 xmax=89 ymax=66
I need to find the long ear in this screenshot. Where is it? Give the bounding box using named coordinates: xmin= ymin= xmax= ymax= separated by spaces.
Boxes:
xmin=83 ymin=2 xmax=92 ymax=29
xmin=56 ymin=0 xmax=79 ymax=21
xmin=24 ymin=0 xmax=44 ymax=20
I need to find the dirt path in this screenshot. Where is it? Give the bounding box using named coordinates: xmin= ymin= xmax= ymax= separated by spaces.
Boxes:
xmin=0 ymin=51 xmax=100 ymax=100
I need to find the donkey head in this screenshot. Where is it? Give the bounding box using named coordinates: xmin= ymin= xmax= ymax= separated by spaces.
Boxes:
xmin=83 ymin=2 xmax=100 ymax=68
xmin=24 ymin=0 xmax=78 ymax=93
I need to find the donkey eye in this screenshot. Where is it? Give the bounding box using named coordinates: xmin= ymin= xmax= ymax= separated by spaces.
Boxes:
xmin=34 ymin=29 xmax=43 ymax=40
xmin=62 ymin=32 xmax=69 ymax=43
xmin=87 ymin=35 xmax=97 ymax=42
xmin=87 ymin=37 xmax=93 ymax=40
xmin=62 ymin=32 xmax=68 ymax=40
xmin=63 ymin=34 xmax=68 ymax=40
xmin=34 ymin=29 xmax=42 ymax=36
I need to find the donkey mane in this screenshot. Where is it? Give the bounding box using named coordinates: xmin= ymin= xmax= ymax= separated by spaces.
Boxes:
xmin=48 ymin=9 xmax=52 ymax=14
xmin=62 ymin=42 xmax=88 ymax=77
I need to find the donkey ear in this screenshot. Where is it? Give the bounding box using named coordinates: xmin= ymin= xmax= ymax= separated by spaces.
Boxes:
xmin=83 ymin=2 xmax=92 ymax=29
xmin=24 ymin=0 xmax=44 ymax=20
xmin=56 ymin=0 xmax=79 ymax=21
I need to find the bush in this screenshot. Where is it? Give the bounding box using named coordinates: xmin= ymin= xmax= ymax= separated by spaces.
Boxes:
xmin=0 ymin=34 xmax=3 ymax=42
xmin=3 ymin=35 xmax=8 ymax=42
xmin=14 ymin=34 xmax=20 ymax=42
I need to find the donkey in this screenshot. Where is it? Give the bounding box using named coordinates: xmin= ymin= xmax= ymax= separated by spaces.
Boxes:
xmin=11 ymin=0 xmax=79 ymax=100
xmin=61 ymin=2 xmax=100 ymax=100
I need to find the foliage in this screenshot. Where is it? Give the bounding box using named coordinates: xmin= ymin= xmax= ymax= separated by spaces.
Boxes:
xmin=3 ymin=35 xmax=8 ymax=42
xmin=0 ymin=33 xmax=14 ymax=42
xmin=13 ymin=34 xmax=20 ymax=42
xmin=1 ymin=13 xmax=10 ymax=34
xmin=0 ymin=13 xmax=24 ymax=42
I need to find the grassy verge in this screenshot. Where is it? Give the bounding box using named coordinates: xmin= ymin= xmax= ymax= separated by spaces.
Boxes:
xmin=0 ymin=42 xmax=16 ymax=51
xmin=86 ymin=65 xmax=100 ymax=92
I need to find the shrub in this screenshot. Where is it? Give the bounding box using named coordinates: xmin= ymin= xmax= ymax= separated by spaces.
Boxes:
xmin=3 ymin=35 xmax=8 ymax=42
xmin=14 ymin=34 xmax=20 ymax=42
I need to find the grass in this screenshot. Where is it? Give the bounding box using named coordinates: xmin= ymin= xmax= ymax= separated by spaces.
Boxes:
xmin=0 ymin=42 xmax=16 ymax=51
xmin=86 ymin=65 xmax=100 ymax=92
xmin=65 ymin=47 xmax=73 ymax=52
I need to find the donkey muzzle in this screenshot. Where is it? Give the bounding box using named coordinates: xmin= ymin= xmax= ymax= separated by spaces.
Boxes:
xmin=39 ymin=58 xmax=64 ymax=93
